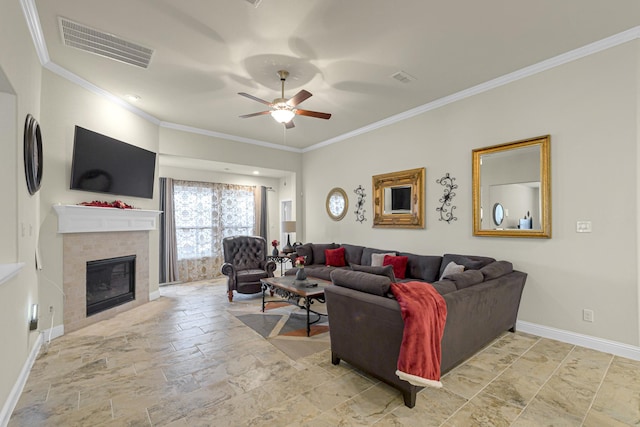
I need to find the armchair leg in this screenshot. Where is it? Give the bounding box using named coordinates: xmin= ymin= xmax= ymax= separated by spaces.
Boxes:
xmin=227 ymin=290 xmax=233 ymax=302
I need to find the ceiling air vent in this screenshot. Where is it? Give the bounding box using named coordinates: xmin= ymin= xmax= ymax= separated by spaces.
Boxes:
xmin=390 ymin=70 xmax=417 ymax=84
xmin=59 ymin=17 xmax=153 ymax=69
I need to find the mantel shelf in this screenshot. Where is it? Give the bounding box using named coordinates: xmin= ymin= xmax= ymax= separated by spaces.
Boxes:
xmin=53 ymin=204 xmax=162 ymax=233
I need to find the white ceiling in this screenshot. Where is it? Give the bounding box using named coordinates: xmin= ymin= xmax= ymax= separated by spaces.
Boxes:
xmin=33 ymin=0 xmax=640 ymax=151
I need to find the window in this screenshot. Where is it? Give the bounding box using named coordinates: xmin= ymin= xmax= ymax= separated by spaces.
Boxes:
xmin=174 ymin=181 xmax=255 ymax=260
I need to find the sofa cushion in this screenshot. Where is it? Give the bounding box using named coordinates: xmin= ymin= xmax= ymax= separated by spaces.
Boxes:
xmin=294 ymin=244 xmax=314 ymax=265
xmin=371 ymin=252 xmax=397 ymax=267
xmin=330 ymin=269 xmax=391 ymax=297
xmin=430 ymin=279 xmax=457 ymax=295
xmin=398 ymin=252 xmax=442 ymax=282
xmin=362 ymin=247 xmax=398 ymax=266
xmin=341 ymin=244 xmax=365 ymax=266
xmin=480 ymin=261 xmax=513 ymax=280
xmin=351 ymin=264 xmax=396 ymax=282
xmin=325 ymin=247 xmax=346 ymax=267
xmin=445 ymin=270 xmax=485 ymax=290
xmin=383 ymin=255 xmax=409 ymax=279
xmin=439 ymin=254 xmax=495 ymax=278
xmin=312 ymin=243 xmax=339 ymax=266
xmin=440 ymin=261 xmax=464 ymax=280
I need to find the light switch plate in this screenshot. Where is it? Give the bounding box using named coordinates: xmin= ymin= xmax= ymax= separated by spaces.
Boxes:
xmin=576 ymin=221 xmax=592 ymax=233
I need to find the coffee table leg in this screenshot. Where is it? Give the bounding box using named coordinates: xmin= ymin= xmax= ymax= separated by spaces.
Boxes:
xmin=261 ymin=282 xmax=266 ymax=313
xmin=305 ymin=297 xmax=311 ymax=337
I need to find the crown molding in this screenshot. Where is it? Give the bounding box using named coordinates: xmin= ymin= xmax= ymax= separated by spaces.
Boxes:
xmin=20 ymin=0 xmax=49 ymax=65
xmin=159 ymin=122 xmax=302 ymax=153
xmin=304 ymin=25 xmax=640 ymax=153
xmin=19 ymin=1 xmax=640 ymax=154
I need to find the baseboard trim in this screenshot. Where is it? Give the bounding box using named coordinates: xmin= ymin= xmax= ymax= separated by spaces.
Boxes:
xmin=0 ymin=333 xmax=42 ymax=427
xmin=149 ymin=290 xmax=160 ymax=301
xmin=517 ymin=320 xmax=640 ymax=361
xmin=43 ymin=324 xmax=64 ymax=342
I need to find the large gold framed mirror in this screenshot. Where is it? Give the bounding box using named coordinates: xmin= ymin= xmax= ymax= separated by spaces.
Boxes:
xmin=373 ymin=167 xmax=425 ymax=228
xmin=326 ymin=187 xmax=348 ymax=221
xmin=473 ymin=135 xmax=551 ymax=238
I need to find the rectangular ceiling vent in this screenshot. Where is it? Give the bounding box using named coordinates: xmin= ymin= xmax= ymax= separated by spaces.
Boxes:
xmin=391 ymin=70 xmax=417 ymax=84
xmin=59 ymin=17 xmax=153 ymax=69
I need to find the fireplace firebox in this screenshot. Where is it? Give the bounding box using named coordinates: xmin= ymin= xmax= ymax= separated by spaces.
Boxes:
xmin=86 ymin=255 xmax=135 ymax=316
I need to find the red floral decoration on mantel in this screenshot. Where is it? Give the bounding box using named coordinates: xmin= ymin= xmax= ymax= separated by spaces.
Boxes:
xmin=79 ymin=200 xmax=136 ymax=209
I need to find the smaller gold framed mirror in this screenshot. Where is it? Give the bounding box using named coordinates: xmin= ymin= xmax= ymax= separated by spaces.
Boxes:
xmin=373 ymin=167 xmax=425 ymax=228
xmin=326 ymin=187 xmax=348 ymax=221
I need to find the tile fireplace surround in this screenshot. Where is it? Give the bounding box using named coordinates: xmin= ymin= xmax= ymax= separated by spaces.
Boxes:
xmin=55 ymin=205 xmax=160 ymax=333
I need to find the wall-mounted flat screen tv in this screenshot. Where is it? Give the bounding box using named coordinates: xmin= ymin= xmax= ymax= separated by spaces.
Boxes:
xmin=70 ymin=126 xmax=156 ymax=199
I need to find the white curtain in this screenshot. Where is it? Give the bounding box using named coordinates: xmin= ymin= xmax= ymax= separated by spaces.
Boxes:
xmin=173 ymin=180 xmax=255 ymax=282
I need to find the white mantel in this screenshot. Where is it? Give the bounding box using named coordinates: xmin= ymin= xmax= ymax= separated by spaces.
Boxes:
xmin=53 ymin=204 xmax=162 ymax=233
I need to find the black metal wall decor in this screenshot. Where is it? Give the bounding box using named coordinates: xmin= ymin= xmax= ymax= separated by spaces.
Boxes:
xmin=436 ymin=173 xmax=458 ymax=223
xmin=354 ymin=185 xmax=367 ymax=223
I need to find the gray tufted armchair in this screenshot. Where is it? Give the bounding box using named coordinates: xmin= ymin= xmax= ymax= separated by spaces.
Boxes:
xmin=221 ymin=235 xmax=276 ymax=302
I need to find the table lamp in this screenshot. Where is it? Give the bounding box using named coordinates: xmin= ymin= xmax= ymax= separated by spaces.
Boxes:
xmin=282 ymin=221 xmax=296 ymax=253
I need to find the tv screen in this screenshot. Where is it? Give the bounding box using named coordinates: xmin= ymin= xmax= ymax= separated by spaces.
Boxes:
xmin=70 ymin=126 xmax=156 ymax=199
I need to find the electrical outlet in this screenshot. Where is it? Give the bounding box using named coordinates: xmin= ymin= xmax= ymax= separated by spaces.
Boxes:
xmin=583 ymin=309 xmax=594 ymax=323
xmin=49 ymin=305 xmax=53 ymax=313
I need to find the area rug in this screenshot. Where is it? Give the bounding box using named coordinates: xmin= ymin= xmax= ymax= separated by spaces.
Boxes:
xmin=230 ymin=298 xmax=330 ymax=360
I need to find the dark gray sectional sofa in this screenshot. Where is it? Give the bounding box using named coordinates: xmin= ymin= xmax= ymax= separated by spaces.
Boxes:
xmin=287 ymin=242 xmax=527 ymax=408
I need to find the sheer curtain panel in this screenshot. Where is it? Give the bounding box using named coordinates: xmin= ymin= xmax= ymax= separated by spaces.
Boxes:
xmin=173 ymin=180 xmax=256 ymax=282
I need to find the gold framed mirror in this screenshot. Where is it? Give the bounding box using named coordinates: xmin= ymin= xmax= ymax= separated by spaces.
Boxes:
xmin=373 ymin=167 xmax=425 ymax=228
xmin=473 ymin=135 xmax=551 ymax=238
xmin=326 ymin=187 xmax=348 ymax=221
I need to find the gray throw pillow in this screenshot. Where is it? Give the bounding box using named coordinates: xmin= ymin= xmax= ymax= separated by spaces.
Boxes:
xmin=480 ymin=261 xmax=513 ymax=280
xmin=440 ymin=261 xmax=464 ymax=280
xmin=445 ymin=270 xmax=485 ymax=290
xmin=351 ymin=264 xmax=396 ymax=282
xmin=371 ymin=252 xmax=396 ymax=267
xmin=439 ymin=254 xmax=494 ymax=278
xmin=330 ymin=269 xmax=392 ymax=296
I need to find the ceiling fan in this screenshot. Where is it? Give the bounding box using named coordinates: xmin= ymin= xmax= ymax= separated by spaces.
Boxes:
xmin=238 ymin=70 xmax=331 ymax=129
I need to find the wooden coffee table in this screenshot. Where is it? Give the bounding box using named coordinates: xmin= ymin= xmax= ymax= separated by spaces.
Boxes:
xmin=260 ymin=276 xmax=332 ymax=337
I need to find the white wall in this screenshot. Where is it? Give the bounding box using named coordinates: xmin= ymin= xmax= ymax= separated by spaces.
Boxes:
xmin=302 ymin=41 xmax=640 ymax=346
xmin=0 ymin=0 xmax=43 ymax=417
xmin=37 ymin=70 xmax=161 ymax=331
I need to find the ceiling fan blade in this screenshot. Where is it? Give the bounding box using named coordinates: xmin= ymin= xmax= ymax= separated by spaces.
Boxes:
xmin=239 ymin=111 xmax=271 ymax=118
xmin=285 ymin=120 xmax=295 ymax=129
xmin=295 ymin=109 xmax=331 ymax=120
xmin=286 ymin=90 xmax=312 ymax=107
xmin=238 ymin=92 xmax=272 ymax=106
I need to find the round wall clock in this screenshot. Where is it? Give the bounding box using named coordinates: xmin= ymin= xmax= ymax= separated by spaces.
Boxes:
xmin=24 ymin=114 xmax=43 ymax=195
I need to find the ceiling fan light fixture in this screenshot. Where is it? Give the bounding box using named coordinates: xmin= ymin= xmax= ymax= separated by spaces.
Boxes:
xmin=271 ymin=109 xmax=295 ymax=123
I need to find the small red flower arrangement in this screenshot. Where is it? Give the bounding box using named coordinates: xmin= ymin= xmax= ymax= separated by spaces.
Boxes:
xmin=79 ymin=200 xmax=135 ymax=209
xmin=295 ymin=256 xmax=306 ymax=268
xmin=271 ymin=239 xmax=279 ymax=248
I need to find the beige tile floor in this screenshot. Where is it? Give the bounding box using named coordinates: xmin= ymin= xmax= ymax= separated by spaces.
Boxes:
xmin=9 ymin=279 xmax=640 ymax=426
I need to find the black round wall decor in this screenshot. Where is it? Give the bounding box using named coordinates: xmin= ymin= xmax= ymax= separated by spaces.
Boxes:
xmin=23 ymin=114 xmax=43 ymax=195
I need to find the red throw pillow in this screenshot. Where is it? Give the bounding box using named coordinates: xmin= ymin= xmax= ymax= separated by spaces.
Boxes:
xmin=383 ymin=255 xmax=408 ymax=279
xmin=325 ymin=247 xmax=346 ymax=267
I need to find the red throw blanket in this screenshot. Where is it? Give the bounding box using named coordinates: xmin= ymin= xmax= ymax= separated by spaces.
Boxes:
xmin=391 ymin=281 xmax=447 ymax=388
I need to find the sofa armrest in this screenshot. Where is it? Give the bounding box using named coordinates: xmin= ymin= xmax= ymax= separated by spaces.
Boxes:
xmin=221 ymin=262 xmax=235 ymax=277
xmin=261 ymin=259 xmax=276 ymax=275
xmin=325 ymin=285 xmax=408 ymax=390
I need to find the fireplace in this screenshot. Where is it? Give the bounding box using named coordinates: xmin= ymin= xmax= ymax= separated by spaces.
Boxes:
xmin=86 ymin=255 xmax=136 ymax=316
